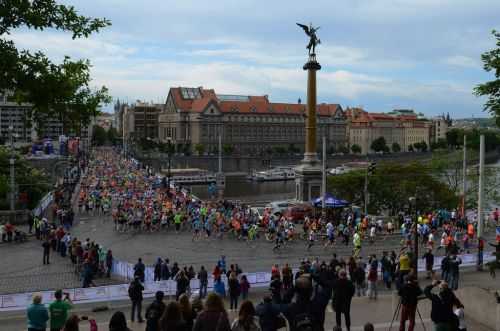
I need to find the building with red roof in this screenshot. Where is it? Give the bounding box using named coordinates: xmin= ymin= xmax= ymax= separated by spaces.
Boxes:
xmin=158 ymin=86 xmax=347 ymax=155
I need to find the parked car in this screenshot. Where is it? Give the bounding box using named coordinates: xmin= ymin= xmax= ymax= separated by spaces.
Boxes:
xmin=265 ymin=200 xmax=294 ymax=215
xmin=283 ymin=203 xmax=313 ymax=222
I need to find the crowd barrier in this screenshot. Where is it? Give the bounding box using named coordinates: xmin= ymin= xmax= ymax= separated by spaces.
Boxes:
xmin=0 ymin=252 xmax=495 ymax=312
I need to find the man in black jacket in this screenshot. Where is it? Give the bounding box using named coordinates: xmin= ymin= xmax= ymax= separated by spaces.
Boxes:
xmin=398 ymin=274 xmax=422 ymax=331
xmin=145 ymin=291 xmax=166 ymax=331
xmin=332 ymin=270 xmax=355 ymax=331
xmin=256 ymin=296 xmax=282 ymax=331
xmin=424 ymin=280 xmax=462 ymax=331
xmin=128 ymin=276 xmax=144 ymax=322
xmin=282 ymin=275 xmax=331 ymax=331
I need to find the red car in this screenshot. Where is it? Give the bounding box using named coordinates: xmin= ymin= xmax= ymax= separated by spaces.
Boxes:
xmin=283 ymin=203 xmax=313 ymax=222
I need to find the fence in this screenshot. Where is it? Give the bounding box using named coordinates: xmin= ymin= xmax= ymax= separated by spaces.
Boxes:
xmin=0 ymin=252 xmax=495 ymax=312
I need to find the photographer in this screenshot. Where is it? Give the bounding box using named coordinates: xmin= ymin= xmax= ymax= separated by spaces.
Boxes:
xmin=397 ymin=274 xmax=422 ymax=331
xmin=424 ymin=280 xmax=463 ymax=331
xmin=49 ymin=290 xmax=73 ymax=331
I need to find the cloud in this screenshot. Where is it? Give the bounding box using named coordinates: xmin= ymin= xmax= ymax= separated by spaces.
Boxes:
xmin=443 ymin=55 xmax=479 ymax=68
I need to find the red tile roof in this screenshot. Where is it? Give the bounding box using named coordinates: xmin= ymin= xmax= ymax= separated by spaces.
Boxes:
xmin=167 ymin=86 xmax=341 ymax=116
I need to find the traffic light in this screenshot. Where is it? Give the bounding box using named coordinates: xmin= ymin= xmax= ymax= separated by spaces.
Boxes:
xmin=368 ymin=162 xmax=376 ymax=175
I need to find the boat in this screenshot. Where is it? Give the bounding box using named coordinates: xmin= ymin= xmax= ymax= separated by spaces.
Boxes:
xmin=159 ymin=168 xmax=223 ymax=185
xmin=250 ymin=166 xmax=296 ymax=181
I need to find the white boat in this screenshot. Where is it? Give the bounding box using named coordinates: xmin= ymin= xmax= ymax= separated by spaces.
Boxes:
xmin=328 ymin=165 xmax=352 ymax=175
xmin=160 ymin=168 xmax=223 ymax=185
xmin=250 ymin=166 xmax=296 ymax=181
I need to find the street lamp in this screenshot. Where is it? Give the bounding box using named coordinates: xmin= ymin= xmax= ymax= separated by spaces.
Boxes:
xmin=409 ymin=196 xmax=418 ymax=272
xmin=8 ymin=125 xmax=16 ymax=215
xmin=166 ymin=139 xmax=172 ymax=190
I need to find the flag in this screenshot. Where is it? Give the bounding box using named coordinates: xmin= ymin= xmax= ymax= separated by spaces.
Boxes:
xmin=496 ymin=226 xmax=500 ymax=242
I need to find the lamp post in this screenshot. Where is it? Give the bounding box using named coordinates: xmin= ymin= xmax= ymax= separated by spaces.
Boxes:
xmin=167 ymin=139 xmax=172 ymax=190
xmin=409 ymin=196 xmax=418 ymax=272
xmin=8 ymin=125 xmax=16 ymax=215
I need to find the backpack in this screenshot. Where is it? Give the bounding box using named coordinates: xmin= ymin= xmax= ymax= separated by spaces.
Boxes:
xmin=292 ymin=312 xmax=314 ymax=331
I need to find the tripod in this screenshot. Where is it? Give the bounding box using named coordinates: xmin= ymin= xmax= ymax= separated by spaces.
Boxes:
xmin=389 ymin=298 xmax=426 ymax=331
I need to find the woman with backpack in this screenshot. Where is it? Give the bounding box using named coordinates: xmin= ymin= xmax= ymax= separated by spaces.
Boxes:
xmin=228 ymin=272 xmax=241 ymax=311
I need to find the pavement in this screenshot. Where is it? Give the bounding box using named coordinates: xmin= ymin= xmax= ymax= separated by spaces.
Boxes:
xmin=0 ymin=278 xmax=496 ymax=331
xmin=0 ymin=209 xmax=497 ymax=294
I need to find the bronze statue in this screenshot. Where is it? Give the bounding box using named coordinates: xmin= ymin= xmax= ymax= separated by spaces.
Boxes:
xmin=296 ymin=23 xmax=321 ymax=56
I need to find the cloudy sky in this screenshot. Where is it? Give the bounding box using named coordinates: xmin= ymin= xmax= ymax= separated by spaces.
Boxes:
xmin=6 ymin=0 xmax=500 ymax=117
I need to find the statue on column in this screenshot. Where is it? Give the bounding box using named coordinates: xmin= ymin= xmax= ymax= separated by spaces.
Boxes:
xmin=296 ymin=23 xmax=321 ymax=56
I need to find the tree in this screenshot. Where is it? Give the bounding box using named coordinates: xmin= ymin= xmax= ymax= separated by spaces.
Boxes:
xmin=328 ymin=161 xmax=458 ymax=215
xmin=92 ymin=125 xmax=106 ymax=146
xmin=371 ymin=136 xmax=389 ymax=153
xmin=392 ymin=142 xmax=401 ymax=153
xmin=474 ymin=30 xmax=500 ymax=126
xmin=431 ymin=138 xmax=448 ymax=151
xmin=338 ymin=145 xmax=350 ymax=154
xmin=413 ymin=141 xmax=428 ymax=152
xmin=223 ymin=144 xmax=234 ymax=155
xmin=1 ymin=0 xmax=112 ymax=133
xmin=194 ymin=143 xmax=205 ymax=155
xmin=351 ymin=144 xmax=362 ymax=154
xmin=0 ymin=147 xmax=50 ymax=210
xmin=107 ymin=126 xmax=119 ymax=145
xmin=408 ymin=145 xmax=414 ymax=152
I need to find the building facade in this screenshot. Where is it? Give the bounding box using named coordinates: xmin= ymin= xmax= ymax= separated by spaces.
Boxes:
xmin=0 ymin=92 xmax=92 ymax=144
xmin=122 ymin=102 xmax=163 ymax=141
xmin=157 ymin=87 xmax=347 ymax=155
xmin=346 ymin=107 xmax=432 ymax=154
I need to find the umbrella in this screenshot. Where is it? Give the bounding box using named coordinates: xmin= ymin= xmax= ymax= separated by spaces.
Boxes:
xmin=313 ymin=193 xmax=349 ymax=208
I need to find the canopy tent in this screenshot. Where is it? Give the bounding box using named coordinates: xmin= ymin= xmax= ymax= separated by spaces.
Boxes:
xmin=312 ymin=193 xmax=349 ymax=208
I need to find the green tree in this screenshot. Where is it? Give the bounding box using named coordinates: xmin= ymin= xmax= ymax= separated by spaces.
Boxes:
xmin=1 ymin=0 xmax=112 ymax=133
xmin=223 ymin=144 xmax=234 ymax=155
xmin=392 ymin=142 xmax=401 ymax=153
xmin=351 ymin=144 xmax=362 ymax=154
xmin=328 ymin=161 xmax=458 ymax=215
xmin=431 ymin=138 xmax=448 ymax=151
xmin=0 ymin=147 xmax=50 ymax=210
xmin=92 ymin=125 xmax=106 ymax=146
xmin=474 ymin=30 xmax=500 ymax=126
xmin=107 ymin=126 xmax=119 ymax=145
xmin=408 ymin=145 xmax=414 ymax=152
xmin=338 ymin=145 xmax=350 ymax=154
xmin=194 ymin=143 xmax=205 ymax=155
xmin=371 ymin=136 xmax=389 ymax=153
xmin=446 ymin=128 xmax=463 ymax=148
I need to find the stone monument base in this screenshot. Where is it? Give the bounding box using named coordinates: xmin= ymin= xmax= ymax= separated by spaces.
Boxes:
xmin=294 ymin=159 xmax=322 ymax=203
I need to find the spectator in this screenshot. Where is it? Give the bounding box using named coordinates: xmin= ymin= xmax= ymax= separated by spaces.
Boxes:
xmin=159 ymin=301 xmax=188 ymax=331
xmin=179 ymin=293 xmax=197 ymax=331
xmin=255 ymin=296 xmax=283 ymax=331
xmin=128 ymin=276 xmax=144 ymax=323
xmin=282 ymin=275 xmax=331 ymax=331
xmin=193 ymin=293 xmax=231 ymax=331
xmin=106 ymin=250 xmax=113 ymax=278
xmin=424 ymin=281 xmax=463 ymax=331
xmin=27 ymin=293 xmax=49 ymax=331
xmin=398 ymin=274 xmax=422 ymax=331
xmin=240 ymin=275 xmax=250 ymax=300
xmin=49 ymin=289 xmax=73 ymax=331
xmin=332 ymin=270 xmax=355 ymax=331
xmin=134 ymin=258 xmax=145 ymax=282
xmin=364 ymin=323 xmax=374 ymax=331
xmin=145 ymin=291 xmax=166 ymax=331
xmin=198 ymin=265 xmax=209 ymax=299
xmin=231 ymin=300 xmax=261 ymax=331
xmin=109 ymin=311 xmax=131 ymax=331
xmin=175 ymin=270 xmax=190 ymax=300
xmin=214 ymin=277 xmax=226 ymax=298
xmin=228 ymin=272 xmax=241 ymax=311
xmin=42 ymin=239 xmax=51 ymax=265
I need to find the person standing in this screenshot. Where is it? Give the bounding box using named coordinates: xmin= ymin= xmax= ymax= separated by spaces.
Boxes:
xmin=175 ymin=270 xmax=190 ymax=300
xmin=231 ymin=300 xmax=261 ymax=331
xmin=145 ymin=291 xmax=166 ymax=331
xmin=332 ymin=270 xmax=355 ymax=331
xmin=42 ymin=239 xmax=51 ymax=265
xmin=422 ymin=249 xmax=435 ymax=280
xmin=425 ymin=281 xmax=463 ymax=331
xmin=128 ymin=276 xmax=145 ymax=323
xmin=193 ymin=293 xmax=231 ymax=331
xmin=398 ymin=275 xmax=422 ymax=331
xmin=240 ymin=275 xmax=250 ymax=300
xmin=134 ymin=258 xmax=145 ymax=283
xmin=105 ymin=250 xmax=113 ymax=278
xmin=49 ymin=290 xmax=73 ymax=331
xmin=198 ymin=265 xmax=208 ymax=299
xmin=228 ymin=272 xmax=241 ymax=311
xmin=448 ymin=254 xmax=462 ymax=290
xmin=27 ymin=294 xmax=49 ymax=331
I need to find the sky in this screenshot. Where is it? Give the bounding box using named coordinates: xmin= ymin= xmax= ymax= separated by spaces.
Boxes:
xmin=6 ymin=0 xmax=500 ymax=117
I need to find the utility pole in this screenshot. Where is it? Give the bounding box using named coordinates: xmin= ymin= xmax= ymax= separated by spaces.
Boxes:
xmin=9 ymin=125 xmax=16 ymax=217
xmin=364 ymin=167 xmax=368 ymax=216
xmin=322 ymin=136 xmax=326 ymax=211
xmin=477 ymin=134 xmax=485 ymax=270
xmin=462 ymin=135 xmax=467 ymax=217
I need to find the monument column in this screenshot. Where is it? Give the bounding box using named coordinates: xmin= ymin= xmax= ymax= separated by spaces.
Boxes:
xmin=303 ymin=57 xmax=321 ymax=163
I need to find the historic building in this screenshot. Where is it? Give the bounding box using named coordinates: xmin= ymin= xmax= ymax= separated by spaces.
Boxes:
xmin=122 ymin=101 xmax=163 ymax=141
xmin=157 ymin=87 xmax=348 ymax=155
xmin=346 ymin=107 xmax=432 ymax=154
